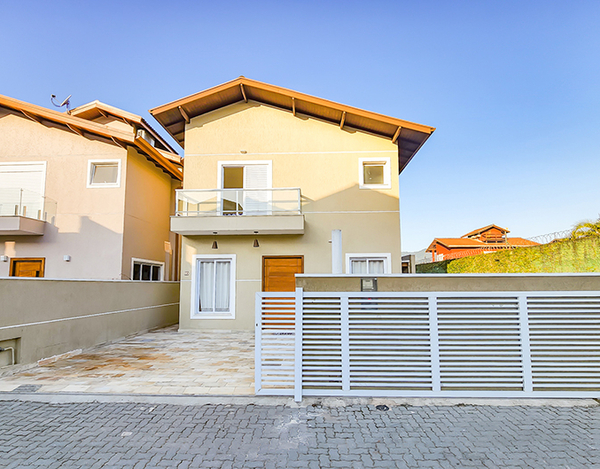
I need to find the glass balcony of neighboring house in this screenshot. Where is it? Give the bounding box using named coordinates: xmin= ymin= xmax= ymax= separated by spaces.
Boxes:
xmin=171 ymin=188 xmax=304 ymax=235
xmin=0 ymin=188 xmax=57 ymax=235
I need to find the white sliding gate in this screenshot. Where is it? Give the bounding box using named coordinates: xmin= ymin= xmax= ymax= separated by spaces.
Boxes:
xmin=255 ymin=290 xmax=600 ymax=401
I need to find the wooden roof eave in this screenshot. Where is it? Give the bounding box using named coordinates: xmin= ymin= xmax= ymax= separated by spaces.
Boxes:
xmin=149 ymin=77 xmax=436 ymax=148
xmin=0 ymin=94 xmax=134 ymax=143
xmin=134 ymin=137 xmax=182 ymax=181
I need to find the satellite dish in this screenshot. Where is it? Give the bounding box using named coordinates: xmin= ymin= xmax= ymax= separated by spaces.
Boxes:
xmin=50 ymin=94 xmax=72 ymax=112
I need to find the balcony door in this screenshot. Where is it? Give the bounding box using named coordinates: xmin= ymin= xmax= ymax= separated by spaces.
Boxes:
xmin=220 ymin=161 xmax=272 ymax=215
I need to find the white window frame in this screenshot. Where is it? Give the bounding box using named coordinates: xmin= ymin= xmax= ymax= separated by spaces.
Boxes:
xmin=346 ymin=253 xmax=392 ymax=274
xmin=87 ymin=159 xmax=122 ymax=188
xmin=217 ymin=160 xmax=273 ymax=189
xmin=191 ymin=254 xmax=236 ymax=319
xmin=131 ymin=258 xmax=165 ymax=281
xmin=358 ymin=157 xmax=391 ymax=189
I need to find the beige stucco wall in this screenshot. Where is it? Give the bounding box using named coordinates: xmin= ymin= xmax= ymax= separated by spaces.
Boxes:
xmin=296 ymin=274 xmax=600 ymax=292
xmin=179 ymin=101 xmax=401 ymax=330
xmin=0 ymin=279 xmax=179 ymax=366
xmin=121 ymin=147 xmax=181 ymax=280
xmin=0 ymin=110 xmax=126 ymax=279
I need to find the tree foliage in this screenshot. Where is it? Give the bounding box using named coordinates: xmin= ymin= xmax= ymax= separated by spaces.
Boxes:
xmin=571 ymin=217 xmax=600 ymax=240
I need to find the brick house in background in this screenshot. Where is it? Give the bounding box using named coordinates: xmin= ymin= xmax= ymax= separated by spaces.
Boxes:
xmin=426 ymin=224 xmax=539 ymax=261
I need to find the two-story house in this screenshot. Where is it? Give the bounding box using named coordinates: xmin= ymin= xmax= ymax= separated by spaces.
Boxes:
xmin=0 ymin=95 xmax=183 ymax=280
xmin=150 ymin=77 xmax=435 ymax=330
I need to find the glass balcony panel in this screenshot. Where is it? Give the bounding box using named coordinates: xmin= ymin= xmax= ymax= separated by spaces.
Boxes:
xmin=175 ymin=188 xmax=301 ymax=217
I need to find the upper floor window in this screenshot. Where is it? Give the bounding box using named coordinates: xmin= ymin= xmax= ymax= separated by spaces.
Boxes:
xmin=359 ymin=157 xmax=391 ymax=189
xmin=87 ymin=160 xmax=121 ymax=188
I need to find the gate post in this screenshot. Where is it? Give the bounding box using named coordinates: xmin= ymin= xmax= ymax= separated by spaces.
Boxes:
xmin=255 ymin=292 xmax=262 ymax=395
xmin=518 ymin=295 xmax=533 ymax=393
xmin=294 ymin=287 xmax=303 ymax=403
xmin=429 ymin=295 xmax=441 ymax=392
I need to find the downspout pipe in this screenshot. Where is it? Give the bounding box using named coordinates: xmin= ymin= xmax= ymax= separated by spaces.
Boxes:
xmin=0 ymin=347 xmax=15 ymax=367
xmin=331 ymin=229 xmax=343 ymax=274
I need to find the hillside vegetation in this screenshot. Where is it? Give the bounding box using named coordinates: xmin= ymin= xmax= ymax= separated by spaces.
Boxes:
xmin=416 ymin=237 xmax=600 ymax=274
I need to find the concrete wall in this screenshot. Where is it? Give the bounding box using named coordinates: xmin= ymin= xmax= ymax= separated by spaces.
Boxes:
xmin=0 ymin=109 xmax=126 ymax=279
xmin=0 ymin=279 xmax=179 ymax=366
xmin=180 ymin=101 xmax=401 ymax=330
xmin=296 ymin=273 xmax=600 ymax=292
xmin=122 ymin=147 xmax=181 ymax=280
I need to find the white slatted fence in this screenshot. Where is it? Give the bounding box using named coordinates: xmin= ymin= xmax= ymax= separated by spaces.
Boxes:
xmin=255 ymin=290 xmax=600 ymax=401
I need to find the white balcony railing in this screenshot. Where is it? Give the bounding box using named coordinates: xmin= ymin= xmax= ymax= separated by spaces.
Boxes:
xmin=176 ymin=188 xmax=301 ymax=217
xmin=0 ymin=188 xmax=57 ymax=221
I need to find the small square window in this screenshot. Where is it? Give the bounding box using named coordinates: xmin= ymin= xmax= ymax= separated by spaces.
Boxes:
xmin=87 ymin=160 xmax=121 ymax=187
xmin=363 ymin=164 xmax=384 ymax=185
xmin=359 ymin=157 xmax=391 ymax=189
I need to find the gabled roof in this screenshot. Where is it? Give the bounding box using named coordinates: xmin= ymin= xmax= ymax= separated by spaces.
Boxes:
xmin=426 ymin=237 xmax=539 ymax=252
xmin=70 ymin=100 xmax=180 ymax=157
xmin=149 ymin=77 xmax=435 ymax=173
xmin=0 ymin=94 xmax=182 ymax=180
xmin=462 ymin=224 xmax=509 ymax=238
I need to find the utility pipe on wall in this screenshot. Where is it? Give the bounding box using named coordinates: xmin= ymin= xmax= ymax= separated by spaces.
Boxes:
xmin=331 ymin=229 xmax=343 ymax=274
xmin=0 ymin=346 xmax=15 ymax=367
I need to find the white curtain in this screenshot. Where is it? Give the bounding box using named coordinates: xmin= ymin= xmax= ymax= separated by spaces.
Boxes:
xmin=199 ymin=261 xmax=215 ymax=312
xmin=369 ymin=260 xmax=385 ymax=274
xmin=351 ymin=260 xmax=368 ymax=274
xmin=198 ymin=259 xmax=230 ymax=313
xmin=215 ymin=261 xmax=231 ymax=311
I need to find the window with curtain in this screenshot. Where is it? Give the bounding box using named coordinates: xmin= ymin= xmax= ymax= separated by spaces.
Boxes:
xmin=347 ymin=255 xmax=390 ymax=274
xmin=194 ymin=256 xmax=235 ymax=316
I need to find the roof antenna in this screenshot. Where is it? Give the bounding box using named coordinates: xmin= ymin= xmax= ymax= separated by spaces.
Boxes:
xmin=51 ymin=94 xmax=72 ymax=113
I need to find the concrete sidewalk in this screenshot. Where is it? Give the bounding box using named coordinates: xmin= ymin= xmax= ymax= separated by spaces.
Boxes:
xmin=0 ymin=326 xmax=255 ymax=396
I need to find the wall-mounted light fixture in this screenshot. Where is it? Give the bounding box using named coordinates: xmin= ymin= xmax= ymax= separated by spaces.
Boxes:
xmin=212 ymin=241 xmax=218 ymax=249
xmin=63 ymin=255 xmax=71 ymax=262
xmin=0 ymin=255 xmax=8 ymax=262
xmin=253 ymin=239 xmax=259 ymax=248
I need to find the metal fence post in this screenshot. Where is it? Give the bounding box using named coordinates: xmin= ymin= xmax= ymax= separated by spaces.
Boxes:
xmin=341 ymin=294 xmax=350 ymax=392
xmin=429 ymin=294 xmax=441 ymax=392
xmin=294 ymin=287 xmax=303 ymax=403
xmin=254 ymin=292 xmax=262 ymax=395
xmin=519 ymin=295 xmax=533 ymax=393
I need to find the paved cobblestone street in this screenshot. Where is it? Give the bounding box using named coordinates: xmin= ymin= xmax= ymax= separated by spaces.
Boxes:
xmin=1 ymin=400 xmax=599 ymax=468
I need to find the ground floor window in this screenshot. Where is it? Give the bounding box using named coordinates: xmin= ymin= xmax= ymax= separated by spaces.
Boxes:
xmin=192 ymin=254 xmax=236 ymax=318
xmin=346 ymin=253 xmax=392 ymax=274
xmin=132 ymin=259 xmax=164 ymax=281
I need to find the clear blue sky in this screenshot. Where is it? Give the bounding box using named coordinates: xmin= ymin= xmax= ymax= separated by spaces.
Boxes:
xmin=2 ymin=1 xmax=599 ymax=251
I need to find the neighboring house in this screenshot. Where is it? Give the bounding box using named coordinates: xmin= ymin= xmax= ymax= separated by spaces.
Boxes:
xmin=0 ymin=95 xmax=183 ymax=280
xmin=150 ymin=77 xmax=435 ymax=330
xmin=426 ymin=224 xmax=539 ymax=261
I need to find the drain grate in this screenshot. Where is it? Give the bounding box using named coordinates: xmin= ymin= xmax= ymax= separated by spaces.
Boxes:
xmin=10 ymin=384 xmax=42 ymax=393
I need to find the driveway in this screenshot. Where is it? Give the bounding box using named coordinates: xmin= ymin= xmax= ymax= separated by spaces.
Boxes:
xmin=0 ymin=326 xmax=255 ymax=396
xmin=1 ymin=400 xmax=599 ymax=468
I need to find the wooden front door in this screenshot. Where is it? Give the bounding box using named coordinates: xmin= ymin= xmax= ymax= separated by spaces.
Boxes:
xmin=262 ymin=256 xmax=304 ymax=292
xmin=10 ymin=258 xmax=45 ymax=277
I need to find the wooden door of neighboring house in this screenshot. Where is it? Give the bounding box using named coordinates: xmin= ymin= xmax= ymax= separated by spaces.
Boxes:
xmin=10 ymin=258 xmax=45 ymax=277
xmin=262 ymin=256 xmax=304 ymax=292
